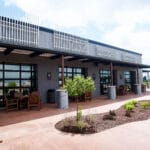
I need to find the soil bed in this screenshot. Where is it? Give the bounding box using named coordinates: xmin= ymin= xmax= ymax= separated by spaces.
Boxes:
xmin=55 ymin=100 xmax=150 ymax=134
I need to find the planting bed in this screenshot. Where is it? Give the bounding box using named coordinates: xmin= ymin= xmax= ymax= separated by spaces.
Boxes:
xmin=55 ymin=100 xmax=150 ymax=134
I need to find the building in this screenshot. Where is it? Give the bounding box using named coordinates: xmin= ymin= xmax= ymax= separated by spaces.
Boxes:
xmin=0 ymin=16 xmax=150 ymax=107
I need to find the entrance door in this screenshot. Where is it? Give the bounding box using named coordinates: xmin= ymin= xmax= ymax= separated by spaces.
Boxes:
xmin=100 ymin=69 xmax=111 ymax=95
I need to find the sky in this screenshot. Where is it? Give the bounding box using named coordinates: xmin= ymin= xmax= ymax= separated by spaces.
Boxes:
xmin=1 ymin=0 xmax=150 ymax=64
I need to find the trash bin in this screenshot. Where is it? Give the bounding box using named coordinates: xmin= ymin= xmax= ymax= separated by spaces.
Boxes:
xmin=47 ymin=89 xmax=55 ymax=103
xmin=56 ymin=89 xmax=69 ymax=109
xmin=134 ymin=84 xmax=141 ymax=95
xmin=108 ymin=86 xmax=116 ymax=100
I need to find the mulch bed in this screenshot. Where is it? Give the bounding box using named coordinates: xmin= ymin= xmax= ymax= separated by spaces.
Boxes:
xmin=55 ymin=100 xmax=150 ymax=134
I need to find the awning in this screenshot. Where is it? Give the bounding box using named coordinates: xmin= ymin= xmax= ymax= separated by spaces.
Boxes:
xmin=0 ymin=41 xmax=150 ymax=69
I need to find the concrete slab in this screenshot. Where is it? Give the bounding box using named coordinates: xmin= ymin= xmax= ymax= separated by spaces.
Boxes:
xmin=0 ymin=95 xmax=150 ymax=150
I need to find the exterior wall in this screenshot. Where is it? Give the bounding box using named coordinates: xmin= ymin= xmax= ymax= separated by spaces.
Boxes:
xmin=0 ymin=53 xmax=58 ymax=103
xmin=0 ymin=53 xmax=144 ymax=103
xmin=114 ymin=66 xmax=137 ymax=86
xmin=0 ymin=16 xmax=142 ymax=65
xmin=38 ymin=28 xmax=142 ymax=64
xmin=0 ymin=53 xmax=100 ymax=102
xmin=88 ymin=43 xmax=142 ymax=64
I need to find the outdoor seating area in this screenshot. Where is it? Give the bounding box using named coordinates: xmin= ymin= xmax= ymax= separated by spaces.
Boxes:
xmin=116 ymin=85 xmax=131 ymax=96
xmin=4 ymin=90 xmax=41 ymax=112
xmin=1 ymin=90 xmax=150 ymax=127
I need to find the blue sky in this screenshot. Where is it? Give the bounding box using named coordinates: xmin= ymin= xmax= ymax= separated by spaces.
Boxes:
xmin=1 ymin=0 xmax=150 ymax=64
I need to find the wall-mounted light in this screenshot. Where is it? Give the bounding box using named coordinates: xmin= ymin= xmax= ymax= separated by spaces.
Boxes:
xmin=47 ymin=72 xmax=51 ymax=80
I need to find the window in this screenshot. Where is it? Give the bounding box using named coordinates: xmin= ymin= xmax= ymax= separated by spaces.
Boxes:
xmin=124 ymin=71 xmax=131 ymax=84
xmin=100 ymin=70 xmax=111 ymax=84
xmin=100 ymin=69 xmax=111 ymax=94
xmin=0 ymin=63 xmax=37 ymax=107
xmin=58 ymin=67 xmax=87 ymax=86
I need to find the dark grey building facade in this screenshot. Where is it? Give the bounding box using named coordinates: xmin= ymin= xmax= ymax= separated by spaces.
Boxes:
xmin=0 ymin=16 xmax=149 ymax=106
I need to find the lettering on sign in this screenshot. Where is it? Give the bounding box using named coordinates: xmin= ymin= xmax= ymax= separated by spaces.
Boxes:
xmin=121 ymin=54 xmax=137 ymax=63
xmin=53 ymin=31 xmax=88 ymax=54
xmin=95 ymin=45 xmax=116 ymax=59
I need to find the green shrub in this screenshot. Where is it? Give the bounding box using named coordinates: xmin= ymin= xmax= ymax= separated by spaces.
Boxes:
xmin=125 ymin=100 xmax=138 ymax=106
xmin=141 ymin=101 xmax=150 ymax=109
xmin=123 ymin=100 xmax=138 ymax=110
xmin=77 ymin=120 xmax=88 ymax=130
xmin=131 ymin=100 xmax=138 ymax=106
xmin=124 ymin=104 xmax=135 ymax=111
xmin=64 ymin=75 xmax=95 ymax=97
xmin=85 ymin=115 xmax=96 ymax=124
xmin=77 ymin=107 xmax=82 ymax=122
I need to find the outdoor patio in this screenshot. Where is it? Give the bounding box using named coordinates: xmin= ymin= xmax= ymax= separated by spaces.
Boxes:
xmin=1 ymin=91 xmax=150 ymax=127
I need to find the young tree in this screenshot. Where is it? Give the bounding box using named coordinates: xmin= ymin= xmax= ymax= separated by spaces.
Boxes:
xmin=64 ymin=75 xmax=95 ymax=122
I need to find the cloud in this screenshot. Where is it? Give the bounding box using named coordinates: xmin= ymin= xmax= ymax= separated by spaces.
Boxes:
xmin=3 ymin=0 xmax=150 ymax=64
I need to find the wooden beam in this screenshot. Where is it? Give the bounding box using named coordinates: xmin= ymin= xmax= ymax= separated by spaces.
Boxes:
xmin=110 ymin=62 xmax=113 ymax=85
xmin=61 ymin=55 xmax=65 ymax=87
xmin=29 ymin=52 xmax=43 ymax=57
xmin=81 ymin=59 xmax=94 ymax=63
xmin=4 ymin=47 xmax=14 ymax=55
xmin=50 ymin=54 xmax=61 ymax=59
xmin=67 ymin=57 xmax=80 ymax=61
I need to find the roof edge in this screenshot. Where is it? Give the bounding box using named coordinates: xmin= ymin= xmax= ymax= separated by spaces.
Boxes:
xmin=39 ymin=26 xmax=142 ymax=56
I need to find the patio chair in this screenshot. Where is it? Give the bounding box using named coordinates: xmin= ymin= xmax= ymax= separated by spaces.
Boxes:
xmin=28 ymin=91 xmax=41 ymax=110
xmin=16 ymin=92 xmax=28 ymax=110
xmin=118 ymin=85 xmax=128 ymax=96
xmin=5 ymin=95 xmax=19 ymax=112
xmin=84 ymin=91 xmax=92 ymax=102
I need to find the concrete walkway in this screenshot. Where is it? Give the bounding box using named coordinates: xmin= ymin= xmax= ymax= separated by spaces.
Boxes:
xmin=1 ymin=95 xmax=150 ymax=150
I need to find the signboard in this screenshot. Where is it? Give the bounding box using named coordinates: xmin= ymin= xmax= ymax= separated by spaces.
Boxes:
xmin=53 ymin=31 xmax=140 ymax=64
xmin=53 ymin=31 xmax=88 ymax=55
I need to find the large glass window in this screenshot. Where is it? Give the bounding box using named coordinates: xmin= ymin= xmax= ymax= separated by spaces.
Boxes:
xmin=5 ymin=72 xmax=20 ymax=78
xmin=0 ymin=63 xmax=37 ymax=107
xmin=0 ymin=64 xmax=2 ymax=70
xmin=5 ymin=64 xmax=20 ymax=70
xmin=0 ymin=71 xmax=2 ymax=78
xmin=58 ymin=67 xmax=87 ymax=86
xmin=100 ymin=69 xmax=111 ymax=94
xmin=124 ymin=71 xmax=131 ymax=84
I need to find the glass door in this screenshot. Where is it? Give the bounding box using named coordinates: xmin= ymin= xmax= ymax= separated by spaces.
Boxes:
xmin=100 ymin=69 xmax=111 ymax=95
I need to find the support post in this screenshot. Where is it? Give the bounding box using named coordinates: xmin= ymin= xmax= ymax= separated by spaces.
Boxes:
xmin=134 ymin=67 xmax=141 ymax=95
xmin=147 ymin=72 xmax=148 ymax=80
xmin=137 ymin=67 xmax=139 ymax=84
xmin=61 ymin=55 xmax=64 ymax=87
xmin=108 ymin=62 xmax=116 ymax=100
xmin=110 ymin=62 xmax=113 ymax=85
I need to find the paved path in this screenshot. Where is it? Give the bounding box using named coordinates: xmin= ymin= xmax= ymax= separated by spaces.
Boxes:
xmin=1 ymin=95 xmax=150 ymax=150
